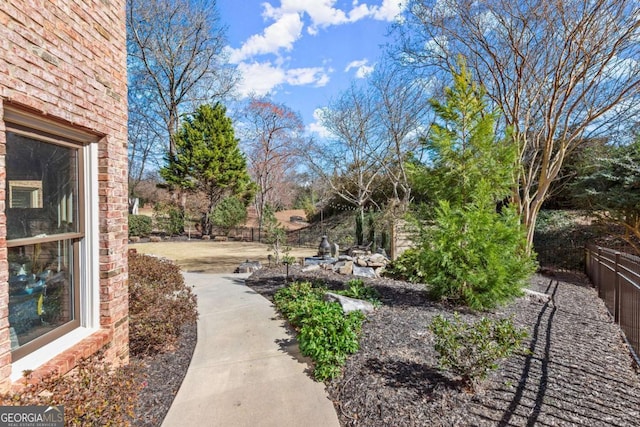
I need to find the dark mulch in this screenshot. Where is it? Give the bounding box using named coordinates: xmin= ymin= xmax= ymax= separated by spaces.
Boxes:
xmin=245 ymin=266 xmax=640 ymax=427
xmin=132 ymin=322 xmax=197 ymax=427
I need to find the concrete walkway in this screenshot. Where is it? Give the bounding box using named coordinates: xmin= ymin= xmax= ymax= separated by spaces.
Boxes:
xmin=162 ymin=272 xmax=340 ymax=427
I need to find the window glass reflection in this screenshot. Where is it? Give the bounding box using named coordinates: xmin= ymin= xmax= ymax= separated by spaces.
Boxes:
xmin=8 ymin=241 xmax=74 ymax=349
xmin=6 ymin=132 xmax=78 ymax=240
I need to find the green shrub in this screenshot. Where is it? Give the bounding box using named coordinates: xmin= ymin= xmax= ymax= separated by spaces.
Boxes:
xmin=299 ymin=306 xmax=365 ymax=381
xmin=384 ymin=248 xmax=425 ymax=282
xmin=0 ymin=352 xmax=143 ymax=426
xmin=153 ymin=202 xmax=184 ymax=236
xmin=128 ymin=252 xmax=198 ymax=357
xmin=422 ymin=202 xmax=536 ymax=310
xmin=212 ymin=196 xmax=248 ymax=234
xmin=429 ymin=312 xmax=527 ymax=390
xmin=274 ymin=281 xmax=365 ymax=381
xmin=274 ymin=281 xmax=326 ymax=328
xmin=336 ymin=279 xmax=381 ymax=306
xmin=128 ymin=214 xmax=152 ymax=237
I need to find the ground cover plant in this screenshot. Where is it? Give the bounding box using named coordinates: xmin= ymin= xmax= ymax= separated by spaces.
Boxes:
xmin=274 ymin=281 xmax=366 ymax=380
xmin=335 ymin=278 xmax=381 ymax=306
xmin=0 ymin=352 xmax=143 ymax=426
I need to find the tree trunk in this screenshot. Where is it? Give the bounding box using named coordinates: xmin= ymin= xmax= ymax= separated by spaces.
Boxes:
xmin=356 ymin=208 xmax=365 ymax=245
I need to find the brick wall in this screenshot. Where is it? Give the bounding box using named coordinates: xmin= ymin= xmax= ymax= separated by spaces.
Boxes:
xmin=0 ymin=0 xmax=128 ymax=390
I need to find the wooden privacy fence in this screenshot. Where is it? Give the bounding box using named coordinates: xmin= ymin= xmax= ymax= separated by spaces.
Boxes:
xmin=585 ymin=244 xmax=640 ymax=365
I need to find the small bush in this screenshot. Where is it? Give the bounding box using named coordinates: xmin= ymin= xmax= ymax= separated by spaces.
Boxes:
xmin=429 ymin=312 xmax=527 ymax=390
xmin=336 ymin=279 xmax=381 ymax=306
xmin=128 ymin=252 xmax=198 ymax=357
xmin=299 ymin=305 xmax=365 ymax=381
xmin=212 ymin=196 xmax=248 ymax=234
xmin=128 ymin=214 xmax=152 ymax=237
xmin=274 ymin=281 xmax=365 ymax=381
xmin=273 ymin=281 xmax=326 ymax=328
xmin=0 ymin=352 xmax=143 ymax=426
xmin=384 ymin=248 xmax=425 ymax=282
xmin=153 ymin=202 xmax=184 ymax=236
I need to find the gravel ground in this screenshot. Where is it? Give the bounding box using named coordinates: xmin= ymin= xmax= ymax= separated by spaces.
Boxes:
xmin=245 ymin=266 xmax=640 ymax=427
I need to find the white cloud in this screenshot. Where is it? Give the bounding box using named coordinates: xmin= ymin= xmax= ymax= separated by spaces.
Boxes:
xmin=261 ymin=0 xmax=407 ymax=36
xmin=307 ymin=107 xmax=332 ymax=138
xmin=345 ymin=59 xmax=374 ymax=78
xmin=274 ymin=0 xmax=349 ymax=33
xmin=228 ymin=1 xmax=407 ymax=94
xmin=236 ymin=62 xmax=287 ymax=97
xmin=424 ymin=35 xmax=448 ymax=57
xmin=369 ymin=0 xmax=406 ymax=21
xmin=348 ymin=3 xmax=371 ymax=21
xmin=236 ymin=61 xmax=332 ymax=97
xmin=228 ymin=12 xmax=303 ymax=63
xmin=287 ymin=67 xmax=332 ymax=86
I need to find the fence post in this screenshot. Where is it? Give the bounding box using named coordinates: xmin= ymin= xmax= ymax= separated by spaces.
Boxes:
xmin=585 ymin=246 xmax=590 ymax=279
xmin=597 ymin=247 xmax=603 ymax=298
xmin=614 ymin=252 xmax=621 ymax=323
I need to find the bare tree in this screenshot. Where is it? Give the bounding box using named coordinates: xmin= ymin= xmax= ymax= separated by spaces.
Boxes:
xmin=241 ymin=98 xmax=304 ymax=228
xmin=127 ymin=83 xmax=164 ymax=210
xmin=369 ymin=60 xmax=432 ymax=212
xmin=303 ymin=83 xmax=387 ymax=239
xmin=127 ymin=0 xmax=237 ymax=158
xmin=399 ymin=0 xmax=640 ymax=251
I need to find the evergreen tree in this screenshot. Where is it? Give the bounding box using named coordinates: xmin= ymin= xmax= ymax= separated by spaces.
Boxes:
xmin=160 ymin=103 xmax=254 ymax=235
xmin=212 ymin=196 xmax=248 ymax=236
xmin=572 ymin=140 xmax=640 ymax=254
xmin=424 ymin=60 xmax=517 ymax=210
xmin=391 ymin=59 xmax=536 ymax=310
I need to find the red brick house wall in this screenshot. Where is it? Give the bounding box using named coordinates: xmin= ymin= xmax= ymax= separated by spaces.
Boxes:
xmin=0 ymin=0 xmax=128 ymax=391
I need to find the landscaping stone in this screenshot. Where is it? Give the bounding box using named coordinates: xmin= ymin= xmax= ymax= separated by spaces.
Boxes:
xmin=324 ymin=292 xmax=376 ymax=314
xmin=235 ymin=260 xmax=262 ymax=273
xmin=353 ymin=266 xmax=376 ymax=278
xmin=336 ymin=261 xmax=354 ymax=275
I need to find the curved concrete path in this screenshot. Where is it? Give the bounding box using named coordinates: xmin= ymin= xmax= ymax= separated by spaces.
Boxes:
xmin=162 ymin=272 xmax=340 ymax=427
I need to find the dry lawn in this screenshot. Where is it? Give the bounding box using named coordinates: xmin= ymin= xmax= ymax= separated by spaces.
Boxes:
xmin=129 ymin=240 xmax=317 ymax=273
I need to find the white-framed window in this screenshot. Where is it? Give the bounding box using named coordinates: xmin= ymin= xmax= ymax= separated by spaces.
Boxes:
xmin=4 ymin=107 xmax=100 ymax=365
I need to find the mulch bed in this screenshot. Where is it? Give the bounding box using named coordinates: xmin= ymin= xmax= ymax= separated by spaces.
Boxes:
xmin=245 ymin=266 xmax=640 ymax=427
xmin=132 ymin=322 xmax=197 ymax=427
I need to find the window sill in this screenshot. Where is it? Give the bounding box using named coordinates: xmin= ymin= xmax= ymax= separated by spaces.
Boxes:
xmin=10 ymin=327 xmax=111 ymax=385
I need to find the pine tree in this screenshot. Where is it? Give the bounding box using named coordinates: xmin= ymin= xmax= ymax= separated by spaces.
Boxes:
xmin=160 ymin=103 xmax=254 ymax=235
xmin=398 ymin=59 xmax=536 ymax=310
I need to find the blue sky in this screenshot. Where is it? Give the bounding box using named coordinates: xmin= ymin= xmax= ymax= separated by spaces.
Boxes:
xmin=218 ymin=0 xmax=406 ymax=135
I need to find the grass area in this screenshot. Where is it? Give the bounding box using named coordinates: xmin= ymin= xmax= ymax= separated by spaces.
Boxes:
xmin=129 ymin=241 xmax=318 ymax=273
